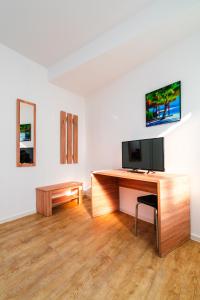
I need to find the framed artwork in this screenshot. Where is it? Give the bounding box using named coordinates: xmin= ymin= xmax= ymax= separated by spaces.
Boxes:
xmin=20 ymin=123 xmax=31 ymax=142
xmin=146 ymin=81 xmax=181 ymax=127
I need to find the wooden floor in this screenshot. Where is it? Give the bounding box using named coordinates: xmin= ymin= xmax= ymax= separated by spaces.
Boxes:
xmin=0 ymin=198 xmax=200 ymax=300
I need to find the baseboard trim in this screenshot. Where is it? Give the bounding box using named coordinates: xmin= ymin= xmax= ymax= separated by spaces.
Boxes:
xmin=191 ymin=233 xmax=200 ymax=243
xmin=0 ymin=193 xmax=89 ymax=225
xmin=0 ymin=191 xmax=89 ymax=225
xmin=120 ymin=209 xmax=200 ymax=243
xmin=0 ymin=209 xmax=36 ymax=225
xmin=1 ymin=207 xmax=199 ymax=244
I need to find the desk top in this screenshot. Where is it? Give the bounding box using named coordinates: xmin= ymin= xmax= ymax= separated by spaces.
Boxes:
xmin=92 ymin=169 xmax=187 ymax=183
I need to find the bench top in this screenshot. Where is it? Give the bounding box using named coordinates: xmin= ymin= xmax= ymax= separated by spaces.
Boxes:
xmin=36 ymin=181 xmax=83 ymax=192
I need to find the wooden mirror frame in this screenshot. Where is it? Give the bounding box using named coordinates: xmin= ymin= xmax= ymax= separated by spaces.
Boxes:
xmin=16 ymin=99 xmax=36 ymax=167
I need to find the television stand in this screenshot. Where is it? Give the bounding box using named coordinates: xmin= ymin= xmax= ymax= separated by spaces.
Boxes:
xmin=147 ymin=170 xmax=156 ymax=174
xmin=128 ymin=169 xmax=157 ymax=174
xmin=129 ymin=169 xmax=146 ymax=174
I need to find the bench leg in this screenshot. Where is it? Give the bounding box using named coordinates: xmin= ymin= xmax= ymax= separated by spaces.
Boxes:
xmin=43 ymin=192 xmax=52 ymax=217
xmin=78 ymin=186 xmax=83 ymax=205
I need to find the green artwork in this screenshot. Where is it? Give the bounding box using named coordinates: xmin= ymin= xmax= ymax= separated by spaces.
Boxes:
xmin=146 ymin=81 xmax=181 ymax=127
xmin=20 ymin=124 xmax=31 ymax=142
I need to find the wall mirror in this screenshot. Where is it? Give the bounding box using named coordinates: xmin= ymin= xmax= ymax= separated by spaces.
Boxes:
xmin=16 ymin=99 xmax=36 ymax=167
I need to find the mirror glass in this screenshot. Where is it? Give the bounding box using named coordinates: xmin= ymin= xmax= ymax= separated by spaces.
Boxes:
xmin=16 ymin=99 xmax=36 ymax=167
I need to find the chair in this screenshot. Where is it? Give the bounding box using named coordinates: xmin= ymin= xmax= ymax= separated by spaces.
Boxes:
xmin=135 ymin=194 xmax=158 ymax=249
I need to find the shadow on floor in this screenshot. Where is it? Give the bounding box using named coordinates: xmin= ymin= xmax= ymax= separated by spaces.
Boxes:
xmin=82 ymin=196 xmax=157 ymax=251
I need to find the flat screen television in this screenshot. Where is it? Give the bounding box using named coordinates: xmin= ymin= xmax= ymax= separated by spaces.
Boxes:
xmin=122 ymin=137 xmax=164 ymax=172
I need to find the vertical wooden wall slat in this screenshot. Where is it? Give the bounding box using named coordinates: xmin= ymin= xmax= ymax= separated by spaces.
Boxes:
xmin=67 ymin=113 xmax=73 ymax=163
xmin=73 ymin=115 xmax=78 ymax=163
xmin=60 ymin=111 xmax=79 ymax=164
xmin=60 ymin=111 xmax=66 ymax=164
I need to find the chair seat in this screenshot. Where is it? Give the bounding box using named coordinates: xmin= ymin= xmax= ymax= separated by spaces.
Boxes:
xmin=137 ymin=194 xmax=157 ymax=209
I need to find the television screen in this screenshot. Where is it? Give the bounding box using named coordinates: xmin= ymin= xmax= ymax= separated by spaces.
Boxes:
xmin=122 ymin=137 xmax=164 ymax=171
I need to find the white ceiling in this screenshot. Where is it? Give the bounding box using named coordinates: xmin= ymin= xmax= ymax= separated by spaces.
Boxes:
xmin=0 ymin=0 xmax=200 ymax=96
xmin=49 ymin=0 xmax=200 ymax=95
xmin=0 ymin=0 xmax=153 ymax=66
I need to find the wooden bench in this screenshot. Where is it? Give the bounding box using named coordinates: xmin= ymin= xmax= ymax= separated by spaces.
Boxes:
xmin=36 ymin=181 xmax=83 ymax=216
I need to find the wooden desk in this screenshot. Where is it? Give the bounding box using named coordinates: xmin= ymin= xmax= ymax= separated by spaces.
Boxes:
xmin=36 ymin=182 xmax=83 ymax=217
xmin=91 ymin=169 xmax=190 ymax=257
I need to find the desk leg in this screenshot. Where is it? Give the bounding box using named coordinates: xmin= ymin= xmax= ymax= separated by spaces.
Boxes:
xmin=91 ymin=174 xmax=119 ymax=217
xmin=158 ymin=177 xmax=190 ymax=257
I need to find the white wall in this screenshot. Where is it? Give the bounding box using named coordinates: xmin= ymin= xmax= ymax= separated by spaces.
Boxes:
xmin=86 ymin=32 xmax=200 ymax=240
xmin=0 ymin=43 xmax=87 ymax=223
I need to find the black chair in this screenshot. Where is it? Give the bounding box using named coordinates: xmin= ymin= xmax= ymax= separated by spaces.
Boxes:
xmin=135 ymin=194 xmax=158 ymax=249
